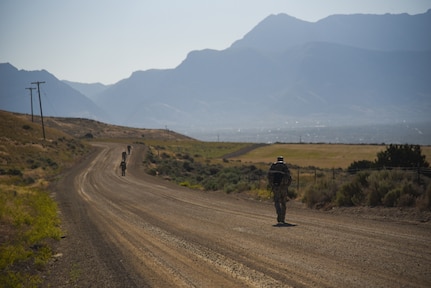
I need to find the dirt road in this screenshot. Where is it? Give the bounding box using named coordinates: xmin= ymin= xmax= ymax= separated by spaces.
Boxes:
xmin=45 ymin=143 xmax=431 ymax=287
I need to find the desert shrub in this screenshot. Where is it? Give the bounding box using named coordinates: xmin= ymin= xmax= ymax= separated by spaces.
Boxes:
xmin=418 ymin=185 xmax=431 ymax=210
xmin=366 ymin=188 xmax=380 ymax=207
xmin=304 ymin=178 xmax=337 ymax=208
xmin=366 ymin=176 xmax=392 ymax=206
xmin=216 ymin=169 xmax=241 ymax=191
xmin=30 ymin=163 xmax=40 ymax=169
xmin=334 ymin=172 xmax=369 ymax=207
xmin=145 ymin=150 xmax=156 ymax=164
xmin=23 ymin=177 xmax=35 ymax=185
xmin=382 ymin=188 xmax=401 ymax=207
xmin=401 ymin=181 xmax=420 ymax=198
xmin=144 ymin=148 xmax=267 ymax=194
xmin=177 ymin=153 xmax=194 ymax=162
xmin=182 ymin=161 xmax=194 ymax=172
xmin=45 ymin=158 xmax=58 ymax=169
xmin=336 ymin=181 xmax=362 ymax=206
xmin=146 ymin=168 xmax=157 ymax=176
xmin=160 ymin=152 xmax=170 ymax=159
xmin=7 ymin=169 xmax=22 ymax=176
xmin=202 ymin=178 xmax=218 ymax=191
xmin=356 ymin=171 xmax=370 ymax=187
xmin=363 ymin=170 xmax=426 ymax=207
xmin=224 ymin=183 xmax=237 ymax=193
xmin=231 ymin=181 xmax=250 ymax=193
xmin=398 ymin=193 xmax=415 ymax=207
xmin=66 ymin=143 xmax=75 ymax=150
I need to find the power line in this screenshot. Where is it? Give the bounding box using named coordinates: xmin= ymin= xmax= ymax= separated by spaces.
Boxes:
xmin=31 ymin=81 xmax=46 ymax=140
xmin=25 ymin=87 xmax=36 ymax=122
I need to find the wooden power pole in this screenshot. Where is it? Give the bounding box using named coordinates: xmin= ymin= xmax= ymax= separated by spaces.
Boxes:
xmin=31 ymin=81 xmax=46 ymax=140
xmin=25 ymin=87 xmax=36 ymax=122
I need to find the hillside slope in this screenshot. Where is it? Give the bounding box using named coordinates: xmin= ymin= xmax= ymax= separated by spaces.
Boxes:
xmin=8 ymin=110 xmax=195 ymax=141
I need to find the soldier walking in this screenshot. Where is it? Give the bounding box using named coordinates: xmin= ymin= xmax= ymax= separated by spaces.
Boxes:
xmin=120 ymin=160 xmax=127 ymax=176
xmin=267 ymin=156 xmax=292 ymax=224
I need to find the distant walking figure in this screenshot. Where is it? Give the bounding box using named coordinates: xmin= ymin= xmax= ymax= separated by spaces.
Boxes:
xmin=120 ymin=160 xmax=127 ymax=176
xmin=122 ymin=151 xmax=127 ymax=161
xmin=127 ymin=145 xmax=131 ymax=155
xmin=267 ymin=156 xmax=292 ymax=224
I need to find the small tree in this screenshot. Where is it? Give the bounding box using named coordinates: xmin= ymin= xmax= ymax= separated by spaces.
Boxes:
xmin=375 ymin=144 xmax=429 ymax=168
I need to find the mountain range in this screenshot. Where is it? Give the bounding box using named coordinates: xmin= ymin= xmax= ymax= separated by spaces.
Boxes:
xmin=1 ymin=10 xmax=430 ymax=140
xmin=0 ymin=63 xmax=108 ymax=120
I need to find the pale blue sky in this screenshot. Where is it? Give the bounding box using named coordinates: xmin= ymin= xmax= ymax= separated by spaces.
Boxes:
xmin=1 ymin=0 xmax=430 ymax=84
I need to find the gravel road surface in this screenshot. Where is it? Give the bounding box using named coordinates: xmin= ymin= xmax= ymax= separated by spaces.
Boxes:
xmin=44 ymin=143 xmax=431 ymax=287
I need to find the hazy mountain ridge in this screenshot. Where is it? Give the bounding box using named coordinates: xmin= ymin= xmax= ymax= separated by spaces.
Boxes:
xmin=0 ymin=63 xmax=109 ymax=121
xmin=231 ymin=10 xmax=431 ymax=52
xmin=1 ymin=10 xmax=430 ymax=143
xmin=93 ymin=10 xmax=431 ymax=131
xmin=62 ymin=80 xmax=110 ymax=101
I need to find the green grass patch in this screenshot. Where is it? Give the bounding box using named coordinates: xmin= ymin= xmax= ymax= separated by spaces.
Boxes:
xmin=0 ymin=111 xmax=91 ymax=287
xmin=0 ymin=187 xmax=61 ymax=287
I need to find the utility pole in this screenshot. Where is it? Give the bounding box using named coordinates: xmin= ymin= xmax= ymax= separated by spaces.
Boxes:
xmin=25 ymin=87 xmax=36 ymax=122
xmin=31 ymin=81 xmax=46 ymax=140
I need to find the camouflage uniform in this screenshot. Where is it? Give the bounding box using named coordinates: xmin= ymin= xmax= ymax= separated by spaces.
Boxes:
xmin=268 ymin=156 xmax=292 ymax=224
xmin=120 ymin=160 xmax=127 ymax=176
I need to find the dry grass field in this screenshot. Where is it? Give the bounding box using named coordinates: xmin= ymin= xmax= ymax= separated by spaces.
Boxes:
xmin=229 ymin=143 xmax=431 ymax=169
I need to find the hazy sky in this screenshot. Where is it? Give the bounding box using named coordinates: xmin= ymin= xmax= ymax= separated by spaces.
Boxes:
xmin=1 ymin=0 xmax=430 ymax=84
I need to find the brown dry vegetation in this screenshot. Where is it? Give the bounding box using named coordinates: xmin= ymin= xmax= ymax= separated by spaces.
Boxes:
xmin=229 ymin=143 xmax=431 ymax=169
xmin=15 ymin=112 xmax=195 ymax=141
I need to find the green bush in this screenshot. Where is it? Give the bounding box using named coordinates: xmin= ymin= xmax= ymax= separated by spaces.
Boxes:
xmin=336 ymin=181 xmax=362 ymax=206
xmin=144 ymin=148 xmax=266 ymax=194
xmin=304 ymin=178 xmax=337 ymax=208
xmin=7 ymin=169 xmax=22 ymax=176
xmin=203 ymin=178 xmax=218 ymax=191
xmin=398 ymin=193 xmax=415 ymax=207
xmin=382 ymin=188 xmax=401 ymax=207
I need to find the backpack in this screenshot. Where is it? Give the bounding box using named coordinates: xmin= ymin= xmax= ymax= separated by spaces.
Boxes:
xmin=268 ymin=162 xmax=289 ymax=185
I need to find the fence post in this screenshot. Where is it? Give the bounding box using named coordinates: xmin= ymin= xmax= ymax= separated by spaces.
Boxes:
xmin=297 ymin=168 xmax=300 ymax=192
xmin=417 ymin=163 xmax=421 ymax=183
